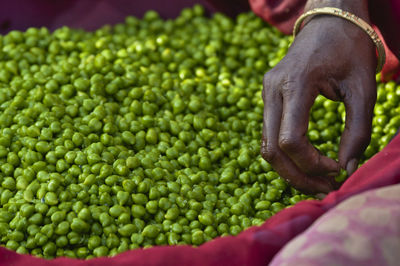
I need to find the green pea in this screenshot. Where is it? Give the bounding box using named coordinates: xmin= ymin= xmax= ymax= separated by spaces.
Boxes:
xmin=88 ymin=235 xmax=102 ymax=250
xmin=71 ymin=218 xmax=89 ymax=233
xmin=130 ymin=205 xmax=145 ymax=218
xmin=43 ymin=242 xmax=57 ymax=256
xmin=270 ymin=202 xmax=286 ymax=213
xmin=44 ymin=192 xmax=58 ymax=206
xmin=93 ymin=246 xmax=109 ymax=257
xmin=145 ymin=200 xmax=158 ymax=214
xmin=118 ymin=224 xmax=136 ymax=237
xmin=6 ymin=240 xmax=19 ymax=251
xmin=28 ymin=213 xmax=43 ymax=225
xmin=131 ymin=193 xmax=147 ymax=205
xmin=20 ymin=204 xmax=35 ymax=217
xmin=191 ymin=230 xmax=204 ymax=245
xmin=255 ymin=201 xmax=271 ymax=211
xmin=34 ymin=232 xmax=49 ymax=246
xmin=76 ymin=247 xmax=89 ymax=259
xmin=142 ymin=224 xmax=160 ymax=238
xmin=220 ymin=168 xmax=235 ymax=183
xmin=256 ymin=210 xmax=273 ymax=220
xmin=198 ymin=211 xmax=214 ymax=226
xmin=165 ymin=208 xmax=180 ymax=221
xmin=289 ymin=195 xmax=303 ymax=205
xmin=51 ymin=211 xmax=66 ymax=224
xmin=265 ymin=188 xmax=280 ymax=201
xmin=167 ymin=232 xmax=180 ymax=245
xmin=54 ymin=236 xmax=68 ymax=248
xmin=229 ymin=225 xmax=242 ymax=236
xmin=230 ymin=203 xmax=245 ymax=215
xmin=9 ymin=230 xmax=25 ymax=242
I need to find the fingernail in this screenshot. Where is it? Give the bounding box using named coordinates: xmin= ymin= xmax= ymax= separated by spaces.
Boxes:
xmin=316 ymin=193 xmax=327 ymax=200
xmin=327 ymin=171 xmax=339 ymax=177
xmin=346 ymin=158 xmax=358 ymax=176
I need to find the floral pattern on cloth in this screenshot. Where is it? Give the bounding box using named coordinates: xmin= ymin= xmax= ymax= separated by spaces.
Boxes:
xmin=270 ymin=183 xmax=400 ymax=266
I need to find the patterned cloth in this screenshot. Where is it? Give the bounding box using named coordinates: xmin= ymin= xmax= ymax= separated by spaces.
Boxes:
xmin=271 ymin=183 xmax=400 ymax=266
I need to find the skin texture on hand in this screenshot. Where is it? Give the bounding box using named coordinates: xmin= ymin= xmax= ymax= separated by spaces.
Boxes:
xmin=261 ymin=5 xmax=377 ymax=194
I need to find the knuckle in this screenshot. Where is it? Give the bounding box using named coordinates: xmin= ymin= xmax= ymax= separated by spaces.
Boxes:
xmin=263 ymin=70 xmax=279 ymax=89
xmin=358 ymin=133 xmax=371 ymax=147
xmin=262 ymin=72 xmax=272 ymax=87
xmin=262 ymin=71 xmax=282 ymax=101
xmin=278 ymin=134 xmax=300 ymax=153
xmin=352 ymin=124 xmax=372 ymax=147
xmin=260 ymin=143 xmax=277 ymax=163
xmin=262 ymin=88 xmax=267 ymax=102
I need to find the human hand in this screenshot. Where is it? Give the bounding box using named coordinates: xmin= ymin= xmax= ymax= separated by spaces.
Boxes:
xmin=261 ymin=15 xmax=377 ymax=194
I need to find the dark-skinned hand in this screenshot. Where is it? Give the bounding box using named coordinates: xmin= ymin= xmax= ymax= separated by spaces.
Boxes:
xmin=261 ymin=15 xmax=377 ymax=194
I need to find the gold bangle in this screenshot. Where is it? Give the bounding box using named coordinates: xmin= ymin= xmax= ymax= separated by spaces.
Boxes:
xmin=293 ymin=7 xmax=386 ymax=73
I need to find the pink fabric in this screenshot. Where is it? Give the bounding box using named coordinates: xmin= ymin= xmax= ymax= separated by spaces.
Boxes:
xmin=271 ymin=183 xmax=400 ymax=266
xmin=2 ymin=133 xmax=400 ymax=266
xmin=0 ymin=0 xmax=215 ymax=33
xmin=249 ymin=0 xmax=306 ymax=35
xmin=0 ymin=0 xmax=250 ymax=34
xmin=373 ymin=26 xmax=400 ymax=81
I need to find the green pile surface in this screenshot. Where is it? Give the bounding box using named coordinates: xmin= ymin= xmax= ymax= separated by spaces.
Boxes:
xmin=0 ymin=5 xmax=398 ymax=259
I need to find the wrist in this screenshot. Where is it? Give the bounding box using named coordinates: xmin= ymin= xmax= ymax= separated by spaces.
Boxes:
xmin=293 ymin=4 xmax=382 ymax=73
xmin=304 ymin=0 xmax=370 ymax=23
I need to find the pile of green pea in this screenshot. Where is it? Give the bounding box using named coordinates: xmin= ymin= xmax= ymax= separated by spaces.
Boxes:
xmin=0 ymin=5 xmax=398 ymax=259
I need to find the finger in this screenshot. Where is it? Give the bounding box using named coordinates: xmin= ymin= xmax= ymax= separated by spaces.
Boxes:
xmin=267 ymin=149 xmax=337 ymax=194
xmin=278 ymin=84 xmax=339 ymax=176
xmin=261 ymin=81 xmax=334 ymax=194
xmin=315 ymin=193 xmax=327 ymax=200
xmin=338 ymin=78 xmax=376 ymax=175
xmin=260 ymin=79 xmax=282 ymax=164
